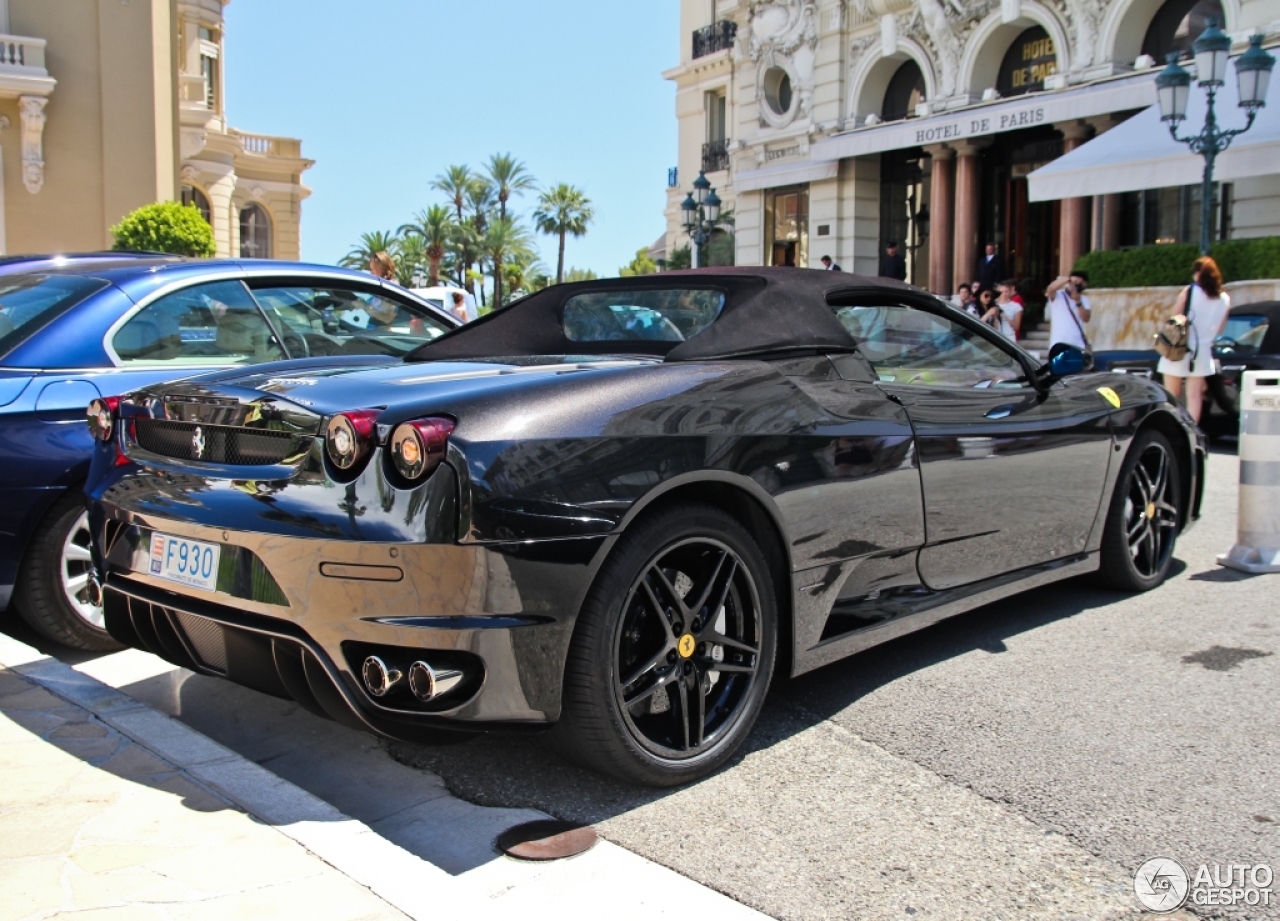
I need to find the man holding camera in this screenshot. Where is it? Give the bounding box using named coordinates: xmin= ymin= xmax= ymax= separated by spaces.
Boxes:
xmin=1045 ymin=271 xmax=1092 ymax=351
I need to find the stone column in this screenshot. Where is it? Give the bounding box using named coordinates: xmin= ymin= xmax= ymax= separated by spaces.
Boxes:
xmin=952 ymin=141 xmax=982 ymax=291
xmin=925 ymin=144 xmax=954 ymax=296
xmin=1101 ymin=193 xmax=1121 ymax=251
xmin=1058 ymin=122 xmax=1093 ymax=275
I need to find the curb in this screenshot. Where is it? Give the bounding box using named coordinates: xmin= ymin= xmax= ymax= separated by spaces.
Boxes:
xmin=0 ymin=632 xmax=467 ymax=919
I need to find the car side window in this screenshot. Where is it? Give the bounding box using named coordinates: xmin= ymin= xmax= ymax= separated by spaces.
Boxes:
xmin=249 ymin=285 xmax=451 ymax=358
xmin=113 ymin=280 xmax=284 ymax=365
xmin=834 ymin=304 xmax=1028 ymax=388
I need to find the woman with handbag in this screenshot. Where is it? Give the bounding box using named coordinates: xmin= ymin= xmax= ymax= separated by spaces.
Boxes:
xmin=1157 ymin=256 xmax=1230 ymax=423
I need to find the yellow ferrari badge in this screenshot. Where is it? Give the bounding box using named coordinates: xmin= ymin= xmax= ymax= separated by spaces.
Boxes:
xmin=1096 ymin=387 xmax=1121 ymax=409
xmin=678 ymin=634 xmax=696 ymax=658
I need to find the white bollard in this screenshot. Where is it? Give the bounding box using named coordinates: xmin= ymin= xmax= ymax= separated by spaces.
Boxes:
xmin=1218 ymin=371 xmax=1280 ymax=574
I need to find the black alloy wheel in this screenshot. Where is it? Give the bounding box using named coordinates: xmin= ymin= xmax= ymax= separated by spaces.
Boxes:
xmin=1098 ymin=430 xmax=1181 ymax=591
xmin=552 ymin=503 xmax=777 ymax=786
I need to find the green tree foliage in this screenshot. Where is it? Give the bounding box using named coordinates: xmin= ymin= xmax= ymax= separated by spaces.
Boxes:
xmin=533 ymin=184 xmax=594 ymax=284
xmin=565 ymin=267 xmax=599 ymax=283
xmin=393 ymin=235 xmax=429 ymax=287
xmin=339 ymin=230 xmax=399 ymax=270
xmin=110 ymin=201 xmax=215 ymax=257
xmin=1074 ymin=236 xmax=1280 ymax=288
xmin=666 ymin=245 xmax=692 ymax=270
xmin=486 ymin=153 xmax=537 ymax=223
xmin=398 ymin=205 xmax=454 ymax=286
xmin=619 ymin=246 xmax=658 ymax=277
xmin=481 ymin=216 xmax=534 ymax=310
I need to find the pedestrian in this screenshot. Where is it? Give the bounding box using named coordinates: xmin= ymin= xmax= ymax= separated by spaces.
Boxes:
xmin=368 ymin=251 xmax=397 ymax=282
xmin=880 ymin=242 xmax=906 ymax=281
xmin=954 ymin=283 xmax=978 ymax=317
xmin=449 ymin=290 xmax=470 ymax=323
xmin=1159 ymin=256 xmax=1230 ymax=423
xmin=975 ymin=243 xmax=1006 ymax=294
xmin=977 ymin=288 xmax=1001 ymax=332
xmin=821 ymin=255 xmax=843 ymax=272
xmin=1045 ymin=270 xmax=1092 ymax=352
xmin=994 ymin=279 xmax=1023 ymax=340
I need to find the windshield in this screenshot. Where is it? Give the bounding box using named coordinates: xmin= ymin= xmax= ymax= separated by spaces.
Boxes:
xmin=1215 ymin=315 xmax=1269 ymax=357
xmin=563 ymin=289 xmax=725 ymax=343
xmin=250 ymin=285 xmax=453 ymax=358
xmin=0 ymin=274 xmax=111 ymax=361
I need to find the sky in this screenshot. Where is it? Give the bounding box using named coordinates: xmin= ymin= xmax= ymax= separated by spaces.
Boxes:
xmin=222 ymin=0 xmax=680 ymax=278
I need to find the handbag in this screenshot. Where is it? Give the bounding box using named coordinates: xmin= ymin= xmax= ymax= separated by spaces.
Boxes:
xmin=1154 ymin=286 xmax=1194 ymax=361
xmin=1060 ymin=291 xmax=1091 ymax=351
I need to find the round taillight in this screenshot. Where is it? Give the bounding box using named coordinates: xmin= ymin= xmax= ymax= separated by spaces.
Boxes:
xmin=389 ymin=417 xmax=454 ymax=483
xmin=325 ymin=410 xmax=380 ymax=471
xmin=87 ymin=397 xmax=119 ymax=442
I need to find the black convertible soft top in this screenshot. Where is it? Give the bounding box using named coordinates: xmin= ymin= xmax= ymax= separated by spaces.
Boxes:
xmin=406 ymin=267 xmax=922 ymax=363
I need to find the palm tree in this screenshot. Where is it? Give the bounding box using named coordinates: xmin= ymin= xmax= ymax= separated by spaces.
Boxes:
xmin=486 ymin=154 xmax=537 ymax=223
xmin=398 ymin=205 xmax=454 ymax=286
xmin=481 ymin=216 xmax=533 ymax=311
xmin=340 ymin=230 xmax=398 ymax=270
xmin=432 ymin=166 xmax=473 ymax=286
xmin=393 ymin=234 xmax=429 ymax=287
xmin=533 ymin=184 xmax=594 ymax=284
xmin=466 ymin=179 xmax=495 ymax=232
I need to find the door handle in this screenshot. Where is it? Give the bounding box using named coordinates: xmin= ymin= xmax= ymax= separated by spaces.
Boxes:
xmin=985 ymin=405 xmax=1014 ymax=419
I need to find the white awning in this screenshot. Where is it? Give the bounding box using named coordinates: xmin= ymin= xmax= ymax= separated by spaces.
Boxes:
xmin=733 ymin=159 xmax=839 ymax=193
xmin=1028 ymin=71 xmax=1280 ymax=201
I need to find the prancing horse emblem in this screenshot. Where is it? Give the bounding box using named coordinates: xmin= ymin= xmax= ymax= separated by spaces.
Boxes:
xmin=191 ymin=426 xmax=206 ymax=460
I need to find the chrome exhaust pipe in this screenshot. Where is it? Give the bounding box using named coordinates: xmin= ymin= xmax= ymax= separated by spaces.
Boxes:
xmin=408 ymin=661 xmax=464 ymax=702
xmin=361 ymin=656 xmax=403 ymax=697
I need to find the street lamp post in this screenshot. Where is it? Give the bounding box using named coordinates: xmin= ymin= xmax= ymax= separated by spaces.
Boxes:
xmin=681 ymin=171 xmax=721 ymax=269
xmin=1155 ymin=22 xmax=1275 ymax=255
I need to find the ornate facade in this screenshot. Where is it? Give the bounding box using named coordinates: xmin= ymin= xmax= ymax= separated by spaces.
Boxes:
xmin=0 ymin=0 xmax=311 ymax=258
xmin=664 ymin=0 xmax=1280 ymax=294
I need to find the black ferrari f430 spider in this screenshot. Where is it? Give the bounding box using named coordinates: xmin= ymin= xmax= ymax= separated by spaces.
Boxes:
xmin=86 ymin=268 xmax=1204 ymax=786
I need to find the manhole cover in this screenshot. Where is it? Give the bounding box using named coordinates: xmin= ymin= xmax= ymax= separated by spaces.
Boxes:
xmin=496 ymin=820 xmax=598 ymax=861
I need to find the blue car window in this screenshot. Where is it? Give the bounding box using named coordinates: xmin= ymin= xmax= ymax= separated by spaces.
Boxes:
xmin=835 ymin=304 xmax=1028 ymax=389
xmin=563 ymin=289 xmax=725 ymax=343
xmin=113 ymin=280 xmax=284 ymax=365
xmin=0 ymin=274 xmax=111 ymax=361
xmin=249 ymin=285 xmax=451 ymax=358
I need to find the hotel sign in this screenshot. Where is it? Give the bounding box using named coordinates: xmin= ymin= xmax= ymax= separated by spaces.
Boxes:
xmin=912 ymin=106 xmax=1048 ymax=144
xmin=999 ymin=30 xmax=1057 ymax=97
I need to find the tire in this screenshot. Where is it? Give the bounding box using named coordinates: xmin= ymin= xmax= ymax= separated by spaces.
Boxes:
xmin=550 ymin=502 xmax=777 ymax=787
xmin=1096 ymin=430 xmax=1182 ymax=592
xmin=14 ymin=493 xmax=122 ymax=651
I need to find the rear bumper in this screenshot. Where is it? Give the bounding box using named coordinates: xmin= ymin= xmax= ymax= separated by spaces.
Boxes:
xmin=95 ymin=511 xmax=609 ymax=735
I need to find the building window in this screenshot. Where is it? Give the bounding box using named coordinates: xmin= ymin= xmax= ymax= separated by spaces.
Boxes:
xmin=880 ymin=150 xmax=926 ymax=287
xmin=703 ymin=91 xmax=730 ymax=172
xmin=239 ymin=203 xmax=272 ymax=259
xmin=882 ymin=60 xmax=925 ymax=122
xmin=762 ymin=67 xmax=794 ymax=118
xmin=181 ymin=184 xmax=211 ymax=225
xmin=1118 ymin=184 xmax=1224 ymax=247
xmin=201 ymin=53 xmax=217 ymax=109
xmin=764 ymin=186 xmax=808 ymax=267
xmin=996 ymin=26 xmax=1057 ymax=98
xmin=1143 ymin=0 xmax=1225 ymax=62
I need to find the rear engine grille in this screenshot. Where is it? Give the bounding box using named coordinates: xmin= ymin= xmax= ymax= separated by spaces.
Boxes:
xmin=134 ymin=419 xmax=302 ymax=465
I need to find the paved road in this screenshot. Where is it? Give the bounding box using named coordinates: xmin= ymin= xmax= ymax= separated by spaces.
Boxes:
xmin=9 ymin=447 xmax=1274 ymax=920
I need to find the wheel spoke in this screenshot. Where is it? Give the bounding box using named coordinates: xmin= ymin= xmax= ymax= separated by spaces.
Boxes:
xmin=689 ymin=672 xmax=705 ymax=748
xmin=675 ymin=678 xmax=691 ymax=750
xmin=647 ymin=565 xmax=690 ymax=620
xmin=63 ymin=543 xmax=93 ymax=563
xmin=639 ymin=579 xmax=678 ymax=645
xmin=702 ymin=630 xmax=757 ymax=656
xmin=620 ymin=647 xmax=670 ymax=690
xmin=1132 ymin=465 xmax=1154 ymax=508
xmin=690 ymin=552 xmax=736 ymax=622
xmin=1154 ymin=501 xmax=1179 ymax=529
xmin=1150 ymin=449 xmax=1168 ymax=500
xmin=705 ymin=661 xmax=754 ymax=675
xmin=1126 ymin=513 xmax=1146 ymax=541
xmin=1141 ymin=527 xmax=1158 ymax=574
xmin=64 ymin=572 xmax=90 ymax=593
xmin=623 ymin=668 xmax=675 ymax=707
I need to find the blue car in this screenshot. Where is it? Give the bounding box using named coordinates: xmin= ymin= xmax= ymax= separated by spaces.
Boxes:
xmin=0 ymin=254 xmax=459 ymax=649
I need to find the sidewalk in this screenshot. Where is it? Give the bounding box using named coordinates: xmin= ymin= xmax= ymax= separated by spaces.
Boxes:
xmin=0 ymin=634 xmax=769 ymax=921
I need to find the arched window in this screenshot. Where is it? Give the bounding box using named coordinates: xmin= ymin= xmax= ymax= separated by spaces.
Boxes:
xmin=239 ymin=203 xmax=272 ymax=259
xmin=882 ymin=60 xmax=925 ymax=122
xmin=180 ymin=184 xmax=211 ymax=225
xmin=1142 ymin=0 xmax=1225 ymax=62
xmin=996 ymin=26 xmax=1057 ymax=98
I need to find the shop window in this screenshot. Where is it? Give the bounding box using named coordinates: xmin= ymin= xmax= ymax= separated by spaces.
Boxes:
xmin=180 ymin=184 xmax=211 ymax=226
xmin=880 ymin=150 xmax=926 ymax=287
xmin=765 ymin=186 xmax=808 ymax=267
xmin=882 ymin=60 xmax=925 ymax=122
xmin=1142 ymin=0 xmax=1225 ymax=62
xmin=996 ymin=26 xmax=1057 ymax=98
xmin=239 ymin=203 xmax=272 ymax=259
xmin=1118 ymin=184 xmax=1226 ymax=247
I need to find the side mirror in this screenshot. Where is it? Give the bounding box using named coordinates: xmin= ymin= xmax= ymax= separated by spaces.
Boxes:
xmin=1037 ymin=344 xmax=1092 ymax=387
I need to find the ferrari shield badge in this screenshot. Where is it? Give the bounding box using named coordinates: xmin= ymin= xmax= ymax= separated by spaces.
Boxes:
xmin=678 ymin=634 xmax=696 ymax=658
xmin=1096 ymin=387 xmax=1121 ymax=409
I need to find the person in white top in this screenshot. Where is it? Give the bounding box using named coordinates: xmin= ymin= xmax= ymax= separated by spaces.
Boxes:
xmin=1045 ymin=271 xmax=1092 ymax=351
xmin=1157 ymin=256 xmax=1231 ymax=423
xmin=995 ymin=279 xmax=1023 ymax=341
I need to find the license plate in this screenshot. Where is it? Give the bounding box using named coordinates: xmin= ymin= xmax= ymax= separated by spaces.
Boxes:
xmin=148 ymin=532 xmax=221 ymax=592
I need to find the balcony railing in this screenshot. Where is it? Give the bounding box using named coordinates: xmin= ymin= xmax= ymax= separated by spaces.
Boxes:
xmin=0 ymin=34 xmax=46 ymax=72
xmin=701 ymin=139 xmax=730 ymax=173
xmin=668 ymin=167 xmax=679 ymax=188
xmin=692 ymin=20 xmax=736 ymax=59
xmin=230 ymin=129 xmax=302 ymax=158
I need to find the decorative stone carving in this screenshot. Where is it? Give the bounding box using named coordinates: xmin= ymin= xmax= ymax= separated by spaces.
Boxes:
xmin=18 ymin=96 xmax=46 ymax=194
xmin=180 ymin=128 xmax=207 ymax=160
xmin=249 ymin=185 xmax=266 ymax=201
xmin=1061 ymin=0 xmax=1100 ymax=72
xmin=912 ymin=0 xmax=962 ymax=97
xmin=747 ymin=0 xmax=819 ymax=129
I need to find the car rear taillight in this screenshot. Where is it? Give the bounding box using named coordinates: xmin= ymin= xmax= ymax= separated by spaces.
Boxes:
xmin=389 ymin=417 xmax=454 ymax=483
xmin=325 ymin=409 xmax=380 ymax=471
xmin=87 ymin=397 xmax=119 ymax=442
